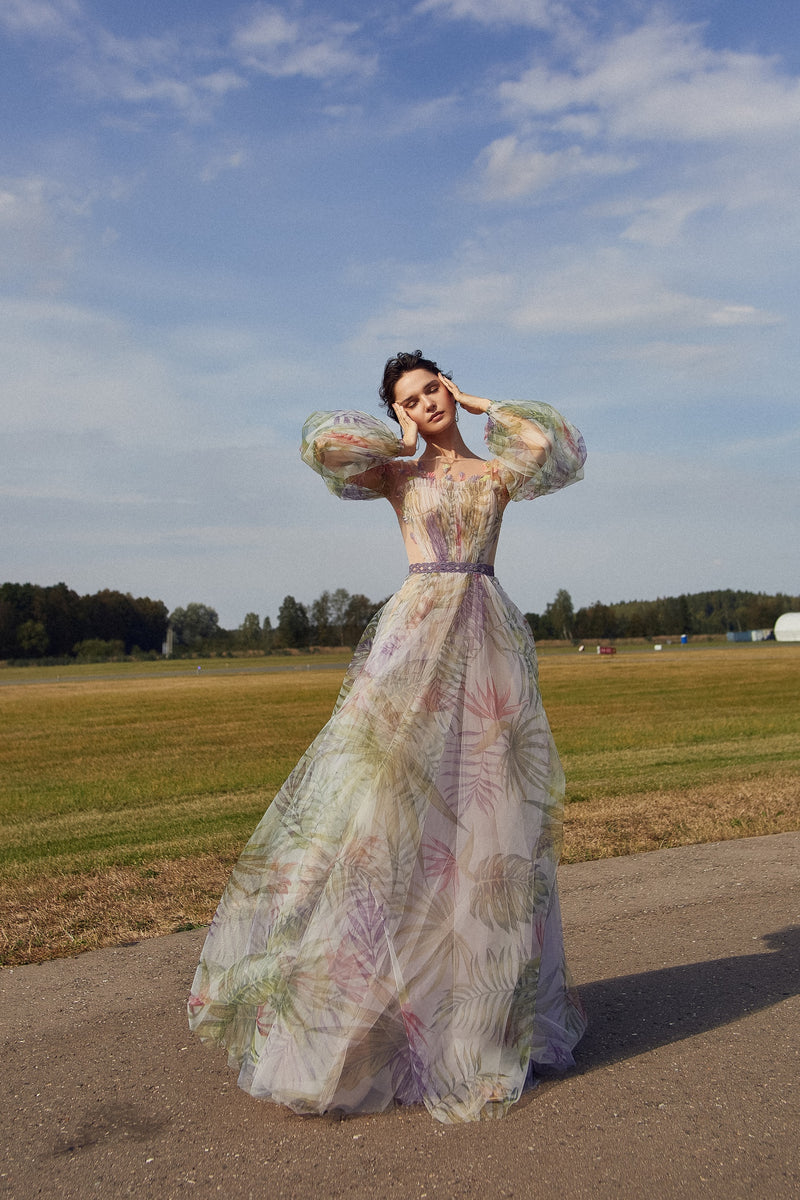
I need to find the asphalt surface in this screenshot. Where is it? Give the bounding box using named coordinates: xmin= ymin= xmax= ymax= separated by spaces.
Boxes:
xmin=2 ymin=832 xmax=798 ymax=1200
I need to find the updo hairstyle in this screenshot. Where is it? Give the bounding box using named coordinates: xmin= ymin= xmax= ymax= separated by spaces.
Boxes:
xmin=379 ymin=351 xmax=452 ymax=423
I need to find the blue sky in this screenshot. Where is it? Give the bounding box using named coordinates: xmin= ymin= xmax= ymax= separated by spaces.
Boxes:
xmin=2 ymin=0 xmax=798 ymax=628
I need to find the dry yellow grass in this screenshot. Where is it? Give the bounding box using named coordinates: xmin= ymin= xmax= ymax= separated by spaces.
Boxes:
xmin=1 ymin=645 xmax=798 ymax=965
xmin=563 ymin=770 xmax=800 ymax=861
xmin=4 ymin=770 xmax=798 ymax=966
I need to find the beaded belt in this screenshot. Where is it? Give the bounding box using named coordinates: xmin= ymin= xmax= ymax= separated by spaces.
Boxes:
xmin=408 ymin=562 xmax=494 ymax=576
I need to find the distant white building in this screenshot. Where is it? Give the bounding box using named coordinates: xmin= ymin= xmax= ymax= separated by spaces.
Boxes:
xmin=774 ymin=613 xmax=800 ymax=642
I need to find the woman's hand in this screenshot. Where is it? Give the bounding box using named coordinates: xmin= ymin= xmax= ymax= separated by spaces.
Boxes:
xmin=438 ymin=373 xmax=491 ymax=415
xmin=392 ymin=402 xmax=419 ymax=456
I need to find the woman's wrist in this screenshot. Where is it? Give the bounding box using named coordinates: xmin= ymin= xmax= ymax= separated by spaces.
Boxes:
xmin=458 ymin=394 xmax=492 ymax=416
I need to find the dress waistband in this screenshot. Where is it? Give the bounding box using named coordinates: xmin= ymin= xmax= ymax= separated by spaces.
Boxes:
xmin=408 ymin=562 xmax=494 ymax=576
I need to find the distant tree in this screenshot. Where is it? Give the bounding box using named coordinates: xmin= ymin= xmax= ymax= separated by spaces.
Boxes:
xmin=126 ymin=595 xmax=169 ymax=652
xmin=276 ymin=595 xmax=310 ymax=649
xmin=170 ymin=603 xmax=221 ymax=647
xmin=524 ymin=611 xmax=545 ymax=639
xmin=545 ymin=589 xmax=575 ymax=641
xmin=310 ymin=591 xmax=334 ymax=645
xmin=82 ymin=589 xmax=135 ymax=647
xmin=239 ymin=612 xmax=262 ymax=649
xmin=43 ymin=582 xmax=83 ymax=655
xmin=330 ymin=588 xmax=351 ymax=645
xmin=575 ymin=601 xmax=618 ymax=640
xmin=17 ymin=619 xmax=49 ymax=656
xmin=624 ymin=606 xmax=648 ymax=639
xmin=262 ymin=615 xmax=273 ymax=651
xmin=80 ymin=589 xmax=167 ymax=653
xmin=343 ymin=593 xmax=375 ymax=645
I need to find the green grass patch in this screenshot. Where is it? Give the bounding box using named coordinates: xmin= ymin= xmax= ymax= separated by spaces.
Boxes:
xmin=1 ymin=644 xmax=798 ymax=964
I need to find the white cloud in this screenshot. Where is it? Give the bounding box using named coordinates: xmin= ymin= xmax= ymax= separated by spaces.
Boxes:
xmin=355 ymin=246 xmax=778 ymax=346
xmin=707 ymin=305 xmax=778 ymax=328
xmin=0 ymin=176 xmax=80 ymax=291
xmin=609 ymin=191 xmax=714 ymax=247
xmin=477 ymin=134 xmax=635 ymax=200
xmin=513 ymin=254 xmax=781 ymax=333
xmin=355 ymin=269 xmax=517 ymax=346
xmin=0 ymin=0 xmax=80 ymax=38
xmin=6 ymin=2 xmax=371 ymax=127
xmin=198 ymin=70 xmax=248 ymax=97
xmin=0 ymin=298 xmax=193 ymax=442
xmin=69 ymin=28 xmax=235 ymax=120
xmin=499 ymin=17 xmax=800 ymax=143
xmin=414 ymin=0 xmax=564 ymax=29
xmin=198 ymin=147 xmax=248 ymax=183
xmin=231 ymin=3 xmax=376 ymax=80
xmin=0 ymin=173 xmax=132 ymax=293
xmin=609 ymin=340 xmax=737 ymax=374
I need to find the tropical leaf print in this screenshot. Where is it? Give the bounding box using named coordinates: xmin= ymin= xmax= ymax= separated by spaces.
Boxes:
xmin=390 ymin=1037 xmax=427 ymax=1104
xmin=345 ymin=888 xmax=391 ymax=976
xmin=323 ymin=836 xmax=385 ymax=908
xmin=434 ymin=945 xmax=525 ymax=1042
xmin=503 ymin=715 xmax=554 ymax=799
xmin=420 ymin=837 xmax=459 ymax=892
xmin=469 ymin=854 xmax=536 ymax=932
xmin=398 ymin=883 xmax=471 ymax=993
xmin=463 ymin=676 xmax=524 ymax=723
xmin=503 ymin=957 xmax=541 ymax=1049
xmin=337 ymin=1008 xmax=408 ymax=1093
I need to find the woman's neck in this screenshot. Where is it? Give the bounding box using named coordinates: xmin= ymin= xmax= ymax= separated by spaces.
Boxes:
xmin=418 ymin=427 xmax=475 ymax=464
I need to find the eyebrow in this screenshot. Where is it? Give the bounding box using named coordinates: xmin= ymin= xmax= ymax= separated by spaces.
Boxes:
xmin=399 ymin=381 xmax=438 ymax=406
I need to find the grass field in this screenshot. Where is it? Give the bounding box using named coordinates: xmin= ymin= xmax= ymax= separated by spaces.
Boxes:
xmin=1 ymin=644 xmax=798 ymax=966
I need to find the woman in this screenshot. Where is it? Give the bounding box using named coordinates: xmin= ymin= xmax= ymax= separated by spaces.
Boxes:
xmin=188 ymin=351 xmax=587 ymax=1124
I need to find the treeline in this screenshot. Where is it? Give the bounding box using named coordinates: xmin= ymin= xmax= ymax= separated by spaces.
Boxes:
xmin=160 ymin=591 xmax=387 ymax=656
xmin=526 ymin=588 xmax=799 ymax=642
xmin=0 ymin=582 xmax=168 ymax=661
xmin=219 ymin=590 xmax=388 ymax=654
xmin=0 ymin=582 xmax=386 ymax=662
xmin=3 ymin=581 xmax=796 ymax=663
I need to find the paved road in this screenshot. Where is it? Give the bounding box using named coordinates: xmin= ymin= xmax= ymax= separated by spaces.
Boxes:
xmin=2 ymin=833 xmax=798 ymax=1200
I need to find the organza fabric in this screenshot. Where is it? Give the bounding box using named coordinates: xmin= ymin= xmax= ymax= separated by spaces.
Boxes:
xmin=188 ymin=400 xmax=587 ymax=1123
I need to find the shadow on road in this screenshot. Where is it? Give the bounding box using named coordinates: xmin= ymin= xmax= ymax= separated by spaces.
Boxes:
xmin=572 ymin=925 xmax=800 ymax=1072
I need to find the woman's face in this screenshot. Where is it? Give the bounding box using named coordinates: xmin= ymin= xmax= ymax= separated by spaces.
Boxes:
xmin=393 ymin=369 xmax=456 ymax=436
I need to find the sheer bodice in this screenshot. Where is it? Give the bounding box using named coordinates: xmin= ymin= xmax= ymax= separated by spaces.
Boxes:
xmin=300 ymin=399 xmax=585 ymax=568
xmin=393 ymin=469 xmax=504 ymax=566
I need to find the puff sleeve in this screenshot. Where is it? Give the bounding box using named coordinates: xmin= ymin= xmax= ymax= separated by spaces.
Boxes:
xmin=485 ymin=400 xmax=586 ymax=501
xmin=301 ymin=410 xmax=403 ymax=499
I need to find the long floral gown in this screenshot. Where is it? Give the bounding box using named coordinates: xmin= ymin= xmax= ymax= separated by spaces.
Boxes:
xmin=188 ymin=399 xmax=588 ymax=1124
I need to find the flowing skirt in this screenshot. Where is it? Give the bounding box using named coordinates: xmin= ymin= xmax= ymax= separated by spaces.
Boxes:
xmin=188 ymin=570 xmax=586 ymax=1123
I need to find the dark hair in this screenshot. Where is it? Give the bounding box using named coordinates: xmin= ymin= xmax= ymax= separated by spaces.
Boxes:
xmin=379 ymin=351 xmax=452 ymax=422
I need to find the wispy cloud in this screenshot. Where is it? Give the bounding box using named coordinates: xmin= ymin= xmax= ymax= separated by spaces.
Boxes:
xmin=3 ymin=1 xmax=373 ymax=125
xmin=499 ymin=17 xmax=800 ymax=142
xmin=231 ymin=3 xmax=376 ymax=80
xmin=0 ymin=0 xmax=81 ymax=39
xmin=198 ymin=146 xmax=248 ymax=183
xmin=355 ymin=245 xmax=779 ymax=348
xmin=476 ymin=135 xmax=636 ymax=201
xmin=68 ymin=27 xmax=245 ymax=121
xmin=415 ymin=0 xmax=564 ymax=30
